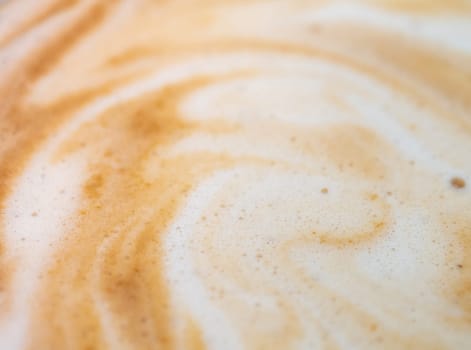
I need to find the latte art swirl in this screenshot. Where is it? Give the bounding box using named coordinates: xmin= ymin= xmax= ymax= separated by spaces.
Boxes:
xmin=0 ymin=0 xmax=470 ymax=349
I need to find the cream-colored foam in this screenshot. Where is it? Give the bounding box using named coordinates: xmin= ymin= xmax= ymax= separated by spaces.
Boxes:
xmin=0 ymin=1 xmax=470 ymax=349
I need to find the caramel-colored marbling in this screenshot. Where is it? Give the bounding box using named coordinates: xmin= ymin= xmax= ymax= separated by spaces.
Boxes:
xmin=0 ymin=1 xmax=470 ymax=349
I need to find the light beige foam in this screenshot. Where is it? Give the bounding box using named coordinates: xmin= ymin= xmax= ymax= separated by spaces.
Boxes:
xmin=0 ymin=1 xmax=470 ymax=349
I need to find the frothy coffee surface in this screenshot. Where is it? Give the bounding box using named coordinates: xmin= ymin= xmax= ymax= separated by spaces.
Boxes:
xmin=0 ymin=0 xmax=471 ymax=349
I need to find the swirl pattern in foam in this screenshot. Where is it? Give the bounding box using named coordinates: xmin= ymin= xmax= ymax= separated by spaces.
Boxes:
xmin=0 ymin=0 xmax=470 ymax=349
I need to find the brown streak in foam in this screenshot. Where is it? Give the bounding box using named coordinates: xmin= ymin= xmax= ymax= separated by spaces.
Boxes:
xmin=365 ymin=0 xmax=471 ymax=14
xmin=0 ymin=0 xmax=118 ymax=198
xmin=27 ymin=76 xmax=248 ymax=349
xmin=106 ymin=46 xmax=162 ymax=67
xmin=0 ymin=73 xmax=135 ymax=233
xmin=0 ymin=0 xmax=80 ymax=48
xmin=315 ymin=221 xmax=387 ymax=247
xmin=184 ymin=317 xmax=206 ymax=350
xmin=0 ymin=0 xmax=116 ymax=120
xmin=0 ymin=0 xmax=118 ymax=322
xmin=103 ymin=29 xmax=471 ymax=131
xmin=314 ymin=125 xmax=388 ymax=181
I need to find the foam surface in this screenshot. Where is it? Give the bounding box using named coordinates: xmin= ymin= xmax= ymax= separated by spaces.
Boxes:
xmin=0 ymin=1 xmax=470 ymax=349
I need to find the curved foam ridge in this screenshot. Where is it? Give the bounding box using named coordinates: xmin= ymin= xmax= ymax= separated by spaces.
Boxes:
xmin=0 ymin=1 xmax=470 ymax=349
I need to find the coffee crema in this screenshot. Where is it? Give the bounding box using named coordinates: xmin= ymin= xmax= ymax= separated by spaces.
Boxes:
xmin=0 ymin=0 xmax=470 ymax=349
